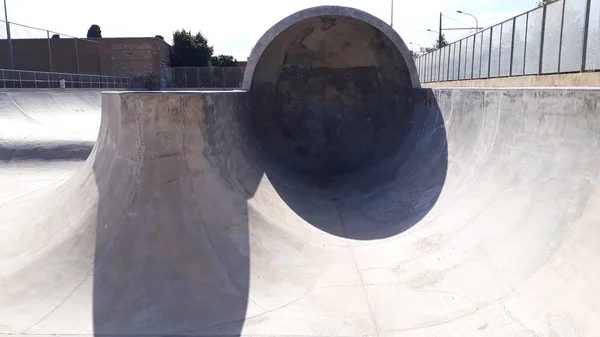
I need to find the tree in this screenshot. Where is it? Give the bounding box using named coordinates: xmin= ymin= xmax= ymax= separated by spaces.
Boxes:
xmin=422 ymin=34 xmax=449 ymax=53
xmin=87 ymin=24 xmax=102 ymax=38
xmin=436 ymin=34 xmax=449 ymax=49
xmin=171 ymin=29 xmax=214 ymax=67
xmin=210 ymin=55 xmax=238 ymax=67
xmin=537 ymin=0 xmax=554 ymax=7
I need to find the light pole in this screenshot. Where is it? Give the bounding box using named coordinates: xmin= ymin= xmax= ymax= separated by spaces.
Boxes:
xmin=409 ymin=42 xmax=424 ymax=55
xmin=3 ymin=0 xmax=13 ymax=69
xmin=457 ymin=10 xmax=479 ymax=32
xmin=390 ymin=0 xmax=394 ymax=27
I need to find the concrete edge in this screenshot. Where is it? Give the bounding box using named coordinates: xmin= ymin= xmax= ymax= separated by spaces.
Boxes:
xmin=241 ymin=5 xmax=420 ymax=91
xmin=422 ymin=72 xmax=600 ymax=88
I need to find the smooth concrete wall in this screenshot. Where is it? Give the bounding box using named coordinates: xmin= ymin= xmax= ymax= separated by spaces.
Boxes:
xmin=423 ymin=72 xmax=600 ymax=88
xmin=244 ymin=6 xmax=418 ymax=182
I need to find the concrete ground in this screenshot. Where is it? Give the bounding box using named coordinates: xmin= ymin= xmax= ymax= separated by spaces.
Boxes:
xmin=2 ymin=5 xmax=600 ymax=337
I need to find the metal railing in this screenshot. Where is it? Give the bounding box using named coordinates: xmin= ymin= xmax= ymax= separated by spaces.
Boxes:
xmin=0 ymin=69 xmax=134 ymax=89
xmin=416 ymin=0 xmax=600 ymax=83
xmin=166 ymin=67 xmax=245 ymax=88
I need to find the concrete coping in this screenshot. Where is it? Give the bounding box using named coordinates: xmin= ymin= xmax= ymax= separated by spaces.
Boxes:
xmin=242 ymin=5 xmax=421 ymax=90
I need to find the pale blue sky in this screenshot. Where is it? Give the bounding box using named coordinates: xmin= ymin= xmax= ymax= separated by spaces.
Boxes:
xmin=1 ymin=0 xmax=540 ymax=60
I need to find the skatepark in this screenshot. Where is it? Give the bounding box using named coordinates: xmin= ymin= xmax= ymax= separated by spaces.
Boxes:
xmin=2 ymin=6 xmax=600 ymax=336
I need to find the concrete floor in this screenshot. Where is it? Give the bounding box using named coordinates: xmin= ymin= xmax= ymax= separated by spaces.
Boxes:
xmin=2 ymin=5 xmax=600 ymax=337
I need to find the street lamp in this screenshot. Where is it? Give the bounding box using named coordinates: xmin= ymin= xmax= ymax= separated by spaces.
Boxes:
xmin=390 ymin=0 xmax=394 ymax=27
xmin=457 ymin=10 xmax=479 ymax=32
xmin=409 ymin=42 xmax=424 ymax=54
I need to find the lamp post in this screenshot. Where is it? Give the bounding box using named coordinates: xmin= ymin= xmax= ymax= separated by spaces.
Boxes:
xmin=457 ymin=10 xmax=479 ymax=32
xmin=391 ymin=0 xmax=394 ymax=27
xmin=409 ymin=42 xmax=423 ymax=54
xmin=3 ymin=0 xmax=14 ymax=69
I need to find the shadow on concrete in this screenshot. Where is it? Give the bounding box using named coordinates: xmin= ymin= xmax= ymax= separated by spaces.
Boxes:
xmin=91 ymin=93 xmax=257 ymax=336
xmin=263 ymin=89 xmax=448 ymax=240
xmin=0 ymin=140 xmax=95 ymax=162
xmin=87 ymin=92 xmax=446 ymax=335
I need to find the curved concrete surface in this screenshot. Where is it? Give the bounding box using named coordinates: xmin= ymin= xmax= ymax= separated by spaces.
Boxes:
xmin=245 ymin=6 xmax=418 ymax=181
xmin=0 ymin=91 xmax=99 ymax=205
xmin=2 ymin=6 xmax=600 ymax=337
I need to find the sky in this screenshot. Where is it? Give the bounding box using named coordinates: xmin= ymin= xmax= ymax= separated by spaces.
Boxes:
xmin=1 ymin=0 xmax=541 ymax=60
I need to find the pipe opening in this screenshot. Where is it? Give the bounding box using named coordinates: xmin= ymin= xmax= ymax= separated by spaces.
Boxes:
xmin=248 ymin=15 xmax=416 ymax=187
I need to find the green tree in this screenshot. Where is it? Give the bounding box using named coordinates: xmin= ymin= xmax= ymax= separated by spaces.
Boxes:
xmin=423 ymin=34 xmax=449 ymax=53
xmin=87 ymin=24 xmax=102 ymax=38
xmin=436 ymin=34 xmax=449 ymax=49
xmin=537 ymin=0 xmax=554 ymax=7
xmin=171 ymin=29 xmax=214 ymax=67
xmin=210 ymin=55 xmax=238 ymax=67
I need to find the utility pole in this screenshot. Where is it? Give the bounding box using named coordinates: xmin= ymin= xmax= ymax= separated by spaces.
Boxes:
xmin=3 ymin=0 xmax=14 ymax=69
xmin=438 ymin=12 xmax=443 ymax=49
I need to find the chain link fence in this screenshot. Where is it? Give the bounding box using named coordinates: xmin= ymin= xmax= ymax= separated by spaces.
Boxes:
xmin=167 ymin=67 xmax=244 ymax=88
xmin=416 ymin=0 xmax=600 ymax=83
xmin=0 ymin=69 xmax=136 ymax=89
xmin=1 ymin=19 xmax=102 ymax=75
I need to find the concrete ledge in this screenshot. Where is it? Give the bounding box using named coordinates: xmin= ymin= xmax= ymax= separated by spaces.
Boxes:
xmin=423 ymin=72 xmax=600 ymax=88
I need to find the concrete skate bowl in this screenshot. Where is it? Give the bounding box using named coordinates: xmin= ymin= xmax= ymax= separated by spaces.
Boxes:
xmin=4 ymin=6 xmax=600 ymax=337
xmin=243 ymin=6 xmax=445 ymax=239
xmin=87 ymin=7 xmax=446 ymax=336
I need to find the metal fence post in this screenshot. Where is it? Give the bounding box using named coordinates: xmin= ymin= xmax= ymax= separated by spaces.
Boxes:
xmin=438 ymin=47 xmax=442 ymax=81
xmin=581 ymin=0 xmax=593 ymax=72
xmin=498 ymin=24 xmax=503 ymax=77
xmin=470 ymin=36 xmax=475 ymax=79
xmin=457 ymin=40 xmax=462 ymax=80
xmin=487 ymin=29 xmax=493 ymax=78
xmin=557 ymin=0 xmax=567 ymax=73
xmin=197 ymin=68 xmax=200 ymax=88
xmin=448 ymin=45 xmax=452 ymax=80
xmin=74 ymin=39 xmax=80 ymax=74
xmin=1 ymin=69 xmax=5 ymax=88
xmin=33 ymin=72 xmax=36 ymax=89
xmin=539 ymin=4 xmax=547 ymax=75
xmin=479 ymin=33 xmax=484 ymax=78
xmin=46 ymin=30 xmax=53 ymax=72
xmin=18 ymin=70 xmax=22 ymax=88
xmin=510 ymin=18 xmax=516 ymax=76
xmin=5 ymin=21 xmax=14 ymax=70
xmin=523 ymin=12 xmax=529 ymax=75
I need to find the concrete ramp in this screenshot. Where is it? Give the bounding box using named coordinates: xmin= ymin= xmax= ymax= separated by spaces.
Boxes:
xmin=0 ymin=90 xmax=99 ymax=205
xmin=2 ymin=6 xmax=600 ymax=337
